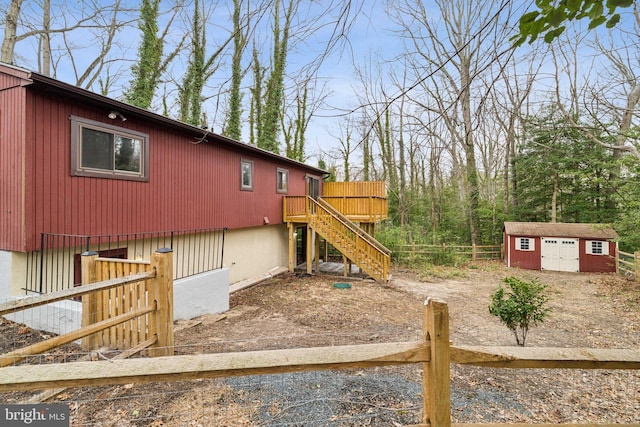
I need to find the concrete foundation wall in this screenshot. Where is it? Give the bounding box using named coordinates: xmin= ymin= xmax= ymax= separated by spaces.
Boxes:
xmin=173 ymin=268 xmax=229 ymax=320
xmin=223 ymin=224 xmax=289 ymax=284
xmin=0 ymin=250 xmax=27 ymax=298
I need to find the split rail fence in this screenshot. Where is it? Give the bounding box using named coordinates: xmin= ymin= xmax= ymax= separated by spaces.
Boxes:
xmin=1 ymin=294 xmax=639 ymax=426
xmin=617 ymin=249 xmax=640 ymax=281
xmin=394 ymin=243 xmax=503 ymax=262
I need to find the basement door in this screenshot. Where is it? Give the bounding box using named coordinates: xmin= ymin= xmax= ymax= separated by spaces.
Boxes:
xmin=541 ymin=237 xmax=579 ymax=272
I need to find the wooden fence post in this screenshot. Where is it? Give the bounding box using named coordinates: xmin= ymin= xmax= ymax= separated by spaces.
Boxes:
xmin=81 ymin=251 xmax=99 ymax=351
xmin=472 ymin=244 xmax=477 ymax=261
xmin=148 ymin=248 xmax=174 ymax=357
xmin=635 ymin=252 xmax=640 ymax=282
xmin=422 ymin=298 xmax=451 ymax=427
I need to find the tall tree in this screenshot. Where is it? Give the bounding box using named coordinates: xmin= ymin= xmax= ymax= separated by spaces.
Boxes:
xmin=178 ymin=0 xmax=206 ymax=125
xmin=1 ymin=1 xmax=131 ymax=85
xmin=391 ymin=0 xmax=514 ymax=245
xmin=0 ymin=0 xmax=23 ymax=64
xmin=125 ymin=0 xmax=185 ymax=109
xmin=514 ymin=107 xmax=618 ymax=223
xmin=224 ymin=0 xmax=248 ymax=140
xmin=282 ymin=85 xmax=308 ymax=161
xmin=125 ymin=0 xmax=163 ymax=108
xmin=256 ymin=0 xmax=295 ymax=153
xmin=249 ymin=46 xmax=265 ymax=146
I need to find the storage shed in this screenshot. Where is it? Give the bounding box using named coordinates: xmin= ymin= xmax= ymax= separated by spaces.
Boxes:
xmin=503 ymin=222 xmax=618 ymax=273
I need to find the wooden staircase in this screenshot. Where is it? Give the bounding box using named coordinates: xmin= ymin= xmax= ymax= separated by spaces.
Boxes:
xmin=306 ymin=197 xmax=391 ymax=281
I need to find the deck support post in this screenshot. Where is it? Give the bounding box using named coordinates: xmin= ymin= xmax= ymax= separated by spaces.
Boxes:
xmin=306 ymin=225 xmax=313 ymax=274
xmin=288 ymin=223 xmax=296 ymax=273
xmin=314 ymin=231 xmax=320 ymax=272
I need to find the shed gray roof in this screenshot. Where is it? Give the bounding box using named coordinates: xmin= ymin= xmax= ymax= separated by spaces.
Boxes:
xmin=503 ymin=222 xmax=618 ymax=239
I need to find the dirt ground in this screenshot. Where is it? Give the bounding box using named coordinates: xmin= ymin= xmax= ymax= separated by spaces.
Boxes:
xmin=1 ymin=261 xmax=640 ymax=425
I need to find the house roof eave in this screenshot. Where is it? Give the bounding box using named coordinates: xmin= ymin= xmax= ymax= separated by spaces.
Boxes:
xmin=4 ymin=63 xmax=326 ymax=175
xmin=503 ymin=221 xmax=618 ymax=240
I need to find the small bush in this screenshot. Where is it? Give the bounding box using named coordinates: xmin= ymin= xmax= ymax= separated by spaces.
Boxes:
xmin=489 ymin=276 xmax=551 ymax=346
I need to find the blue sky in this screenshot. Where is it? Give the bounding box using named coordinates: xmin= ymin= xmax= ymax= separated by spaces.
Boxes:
xmin=2 ymin=0 xmax=637 ymax=170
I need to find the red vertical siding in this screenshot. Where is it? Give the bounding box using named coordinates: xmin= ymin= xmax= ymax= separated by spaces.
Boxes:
xmin=579 ymin=240 xmax=617 ymax=273
xmin=0 ymin=74 xmax=27 ymax=251
xmin=507 ymin=235 xmax=541 ymax=270
xmin=19 ymin=89 xmax=318 ymax=251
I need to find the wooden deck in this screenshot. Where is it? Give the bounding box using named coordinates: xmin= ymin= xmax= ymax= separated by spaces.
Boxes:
xmin=283 ymin=182 xmax=391 ymax=282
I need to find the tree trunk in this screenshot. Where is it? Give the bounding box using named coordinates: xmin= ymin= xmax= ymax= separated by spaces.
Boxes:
xmin=1 ymin=0 xmax=23 ymax=64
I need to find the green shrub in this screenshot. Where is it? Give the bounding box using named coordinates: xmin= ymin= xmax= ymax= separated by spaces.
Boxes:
xmin=489 ymin=276 xmax=551 ymax=346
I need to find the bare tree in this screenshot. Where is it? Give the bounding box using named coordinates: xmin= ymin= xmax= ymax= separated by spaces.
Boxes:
xmin=1 ymin=0 xmax=24 ymax=64
xmin=551 ymin=19 xmax=640 ymax=162
xmin=1 ymin=1 xmax=133 ymax=81
xmin=390 ymin=0 xmax=515 ymax=245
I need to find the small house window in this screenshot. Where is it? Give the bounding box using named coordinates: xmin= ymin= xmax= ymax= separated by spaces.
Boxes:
xmin=516 ymin=237 xmax=534 ymax=251
xmin=241 ymin=159 xmax=254 ymax=191
xmin=586 ymin=240 xmax=608 ymax=256
xmin=70 ymin=116 xmax=149 ymax=181
xmin=277 ymin=168 xmax=288 ymax=193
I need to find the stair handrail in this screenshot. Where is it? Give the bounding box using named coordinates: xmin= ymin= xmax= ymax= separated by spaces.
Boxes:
xmin=316 ymin=197 xmax=391 ymax=256
xmin=306 ymin=196 xmax=390 ymax=281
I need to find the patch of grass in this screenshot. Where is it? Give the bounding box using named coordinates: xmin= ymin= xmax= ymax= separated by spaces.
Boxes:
xmin=415 ymin=264 xmax=470 ymax=281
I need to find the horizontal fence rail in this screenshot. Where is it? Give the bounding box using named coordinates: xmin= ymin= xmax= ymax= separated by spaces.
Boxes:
xmin=394 ymin=243 xmax=503 ymax=262
xmin=24 ymin=228 xmax=225 ymax=295
xmin=0 ymin=298 xmax=637 ymax=427
xmin=616 ymin=249 xmax=638 ymax=280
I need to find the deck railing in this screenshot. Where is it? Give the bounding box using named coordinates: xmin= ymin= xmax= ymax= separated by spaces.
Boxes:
xmin=323 ymin=181 xmax=386 ymax=198
xmin=307 ymin=197 xmax=391 ymax=281
xmin=321 ymin=195 xmax=388 ymax=222
xmin=284 ymin=195 xmax=387 ymax=223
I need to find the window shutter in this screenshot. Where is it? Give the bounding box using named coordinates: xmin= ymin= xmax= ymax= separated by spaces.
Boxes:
xmin=602 ymin=242 xmax=609 ymax=256
xmin=586 ymin=241 xmax=593 ymax=255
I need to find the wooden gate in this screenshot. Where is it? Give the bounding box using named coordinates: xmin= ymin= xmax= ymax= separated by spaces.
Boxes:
xmin=81 ymin=249 xmax=174 ymax=354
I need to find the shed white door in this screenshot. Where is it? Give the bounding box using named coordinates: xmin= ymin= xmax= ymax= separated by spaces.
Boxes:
xmin=541 ymin=237 xmax=579 ymax=272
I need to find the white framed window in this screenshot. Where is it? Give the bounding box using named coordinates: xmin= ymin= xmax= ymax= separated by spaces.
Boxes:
xmin=515 ymin=237 xmax=535 ymax=251
xmin=276 ymin=168 xmax=288 ymax=193
xmin=70 ymin=115 xmax=149 ymax=181
xmin=241 ymin=159 xmax=254 ymax=191
xmin=586 ymin=240 xmax=609 ymax=255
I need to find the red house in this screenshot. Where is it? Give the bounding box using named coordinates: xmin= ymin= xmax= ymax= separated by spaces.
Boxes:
xmin=0 ymin=63 xmax=389 ymax=329
xmin=503 ymin=222 xmax=618 ymax=273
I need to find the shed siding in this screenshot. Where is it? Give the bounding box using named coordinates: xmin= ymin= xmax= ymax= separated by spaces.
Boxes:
xmin=579 ymin=240 xmax=617 ymax=273
xmin=0 ymin=74 xmax=26 ymax=252
xmin=18 ymin=89 xmax=313 ymax=252
xmin=507 ymin=235 xmax=541 ymax=270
